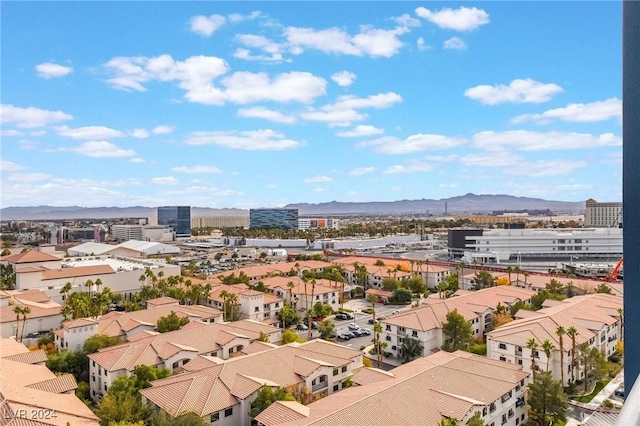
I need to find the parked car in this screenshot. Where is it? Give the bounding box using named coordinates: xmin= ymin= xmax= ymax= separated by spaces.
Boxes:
xmin=296 ymin=324 xmax=308 ymax=331
xmin=391 ymin=310 xmax=399 ymax=315
xmin=367 ymin=318 xmax=376 ymax=324
xmin=360 ymin=328 xmax=372 ymax=335
xmin=311 ymin=321 xmax=319 ymax=330
xmin=338 ymin=312 xmax=354 ymax=320
xmin=347 ymin=332 xmax=358 ymax=339
xmin=335 ymin=313 xmax=348 ymax=320
xmin=348 ymin=323 xmax=360 ymax=330
xmin=377 ymin=316 xmax=387 ymax=321
xmin=337 ymin=333 xmax=351 ymax=341
xmin=352 ymin=329 xmax=363 ymax=337
xmin=615 ymin=386 xmax=625 ymax=398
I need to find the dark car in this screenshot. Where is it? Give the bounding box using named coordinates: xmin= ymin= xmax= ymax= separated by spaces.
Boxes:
xmin=335 ymin=313 xmax=348 ymax=320
xmin=352 ymin=329 xmax=363 ymax=337
xmin=368 ymin=318 xmax=376 ymax=324
xmin=615 ymin=386 xmax=625 ymax=398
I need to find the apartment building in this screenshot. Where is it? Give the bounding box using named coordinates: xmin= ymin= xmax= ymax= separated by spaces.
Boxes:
xmin=53 ymin=297 xmax=223 ymax=352
xmin=256 ymin=350 xmax=530 ymax=426
xmin=3 ymin=249 xmax=180 ymax=303
xmin=584 ymin=198 xmax=622 ymax=228
xmin=486 ymin=293 xmax=623 ymax=385
xmin=207 ymin=284 xmax=283 ymax=323
xmin=380 ymin=287 xmax=536 ymax=359
xmin=0 ymin=289 xmax=63 ymax=340
xmin=87 ymin=320 xmax=282 ymax=401
xmin=140 ymin=339 xmax=364 ymax=426
xmin=0 ymin=338 xmax=100 ymax=425
xmin=213 ymin=260 xmax=332 ymax=284
xmin=192 ymin=215 xmax=250 ymax=229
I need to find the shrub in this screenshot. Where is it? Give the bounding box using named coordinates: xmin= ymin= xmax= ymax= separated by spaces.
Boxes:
xmin=603 ymin=400 xmax=614 ymax=409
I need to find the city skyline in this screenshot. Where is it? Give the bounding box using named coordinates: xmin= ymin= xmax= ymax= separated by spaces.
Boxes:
xmin=1 ymin=2 xmax=622 ymax=209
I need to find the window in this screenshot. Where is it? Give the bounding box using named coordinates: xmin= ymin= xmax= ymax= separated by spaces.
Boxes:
xmin=333 ymin=384 xmax=339 ymax=392
xmin=385 ymin=336 xmax=391 ymax=341
xmin=210 ymin=412 xmax=220 ymax=422
xmin=499 ymin=343 xmax=507 ymax=350
xmin=254 ymin=307 xmax=260 ymax=312
xmin=341 ymin=366 xmax=347 ymax=373
xmin=104 ymin=384 xmax=107 ymax=391
xmin=412 ymin=331 xmax=418 ymax=337
xmin=92 ymin=361 xmax=95 ymax=367
xmin=104 ymin=369 xmax=107 ymax=376
xmin=500 ymin=356 xmax=506 ymax=362
xmin=385 ymin=325 xmax=391 ymax=331
xmin=333 ymin=368 xmax=339 ymax=376
xmin=224 ymin=408 xmax=233 ymax=417
xmin=92 ymin=375 xmax=95 ymax=382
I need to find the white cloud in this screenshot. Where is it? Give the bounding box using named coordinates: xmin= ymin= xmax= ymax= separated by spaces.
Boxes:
xmin=171 ymin=165 xmax=223 ymax=174
xmin=130 ymin=128 xmax=150 ymax=139
xmin=313 ymin=187 xmax=328 ymax=193
xmin=416 ymin=37 xmax=430 ymax=51
xmin=459 ymin=151 xmax=523 ymax=167
xmin=189 ymin=14 xmax=226 ymax=36
xmin=130 ymin=157 xmax=146 ymax=163
xmin=465 ymin=79 xmax=563 ymax=105
xmin=234 ymin=34 xmax=284 ymax=62
xmin=0 ymin=130 xmax=22 ymax=137
xmin=228 ymin=11 xmax=261 ymax=23
xmin=359 ymin=133 xmax=466 ymax=154
xmin=104 ymin=54 xmax=327 ymax=106
xmin=152 ymin=176 xmax=179 ymax=185
xmin=7 ymin=172 xmax=52 ymax=182
xmin=55 ymin=125 xmax=125 ymax=140
xmin=184 ymin=129 xmax=304 ymax=151
xmin=504 ymin=159 xmax=588 ymax=177
xmin=443 ymin=36 xmax=467 ymax=50
xmin=284 ymin=25 xmax=407 ymax=58
xmin=1 ymin=104 xmax=73 ymax=128
xmin=383 ymin=163 xmax=433 ymax=174
xmin=555 ymin=183 xmax=593 ymax=191
xmin=301 ymin=92 xmax=402 ymax=127
xmin=471 ymin=130 xmax=621 ymax=151
xmin=438 ymin=183 xmax=458 ymax=188
xmin=304 ymin=175 xmax=334 ymax=183
xmin=19 ymin=140 xmax=38 ymax=150
xmin=221 ymin=71 xmax=326 ymax=104
xmin=415 ymin=6 xmax=490 ymax=31
xmin=151 ymin=125 xmax=175 ymax=134
xmin=237 ymin=107 xmax=296 ymax=124
xmin=65 ymin=141 xmax=136 ymax=158
xmin=35 ymin=62 xmax=73 ymax=79
xmin=347 ymin=167 xmax=374 ymax=176
xmin=331 ymin=71 xmax=357 ymax=87
xmin=393 ymin=14 xmax=421 ymax=28
xmin=0 ymin=160 xmax=26 ymax=172
xmin=337 ymin=125 xmax=384 ymax=138
xmin=511 ymin=97 xmax=622 ymax=124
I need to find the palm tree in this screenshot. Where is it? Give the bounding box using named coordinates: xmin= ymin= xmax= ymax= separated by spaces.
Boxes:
xmin=374 ymin=321 xmax=383 ymax=368
xmin=523 ymin=272 xmax=530 ymax=288
xmin=60 ymin=281 xmax=72 ymax=300
xmin=227 ymin=292 xmax=239 ymax=322
xmin=84 ymin=279 xmax=94 ymax=293
xmin=401 ymin=337 xmax=424 ymax=363
xmin=367 ymin=293 xmax=377 ymax=322
xmin=220 ymin=290 xmax=231 ymax=321
xmin=567 ymin=326 xmax=579 ymax=383
xmin=19 ymin=306 xmax=31 ymax=342
xmin=95 ymin=278 xmax=103 ymax=293
xmin=506 ymin=266 xmax=513 ymax=284
xmin=556 ymin=326 xmax=566 ymax=385
xmin=12 ymin=305 xmax=23 ymax=340
xmin=617 ymin=308 xmax=623 ymax=343
xmin=527 ymin=338 xmax=539 ymax=375
xmin=542 ymin=339 xmax=555 ymax=372
xmin=514 ymin=266 xmax=522 ymax=285
xmin=287 ymin=281 xmax=296 ymax=304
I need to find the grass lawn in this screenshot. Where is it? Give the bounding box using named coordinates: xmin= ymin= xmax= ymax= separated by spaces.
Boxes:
xmin=572 ymin=380 xmax=609 ymax=403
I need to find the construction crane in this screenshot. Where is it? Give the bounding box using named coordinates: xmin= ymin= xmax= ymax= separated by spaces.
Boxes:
xmin=604 ymin=258 xmax=624 ymax=282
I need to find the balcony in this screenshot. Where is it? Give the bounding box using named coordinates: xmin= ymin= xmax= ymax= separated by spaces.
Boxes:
xmin=312 ymin=381 xmax=328 ymax=392
xmin=516 ymin=397 xmax=525 ymax=408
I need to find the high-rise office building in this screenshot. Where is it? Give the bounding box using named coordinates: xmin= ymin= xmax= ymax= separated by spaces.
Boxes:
xmin=249 ymin=209 xmax=298 ymax=230
xmin=585 ymin=198 xmax=623 ymax=228
xmin=157 ymin=206 xmax=191 ymax=238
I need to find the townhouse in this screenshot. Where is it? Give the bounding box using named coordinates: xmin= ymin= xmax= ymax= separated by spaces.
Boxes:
xmin=87 ymin=320 xmax=282 ymax=401
xmin=53 ymin=296 xmax=223 ymax=352
xmin=486 ymin=293 xmax=623 ymax=385
xmin=140 ymin=339 xmax=364 ymax=426
xmin=0 ymin=289 xmax=63 ymax=340
xmin=259 ymin=276 xmax=344 ymax=311
xmin=256 ymin=350 xmax=530 ymax=426
xmin=380 ymin=286 xmax=536 ymax=359
xmin=0 ymin=338 xmax=100 ymax=426
xmin=207 ymin=284 xmax=283 ymax=323
xmin=213 ymin=260 xmax=333 ymax=283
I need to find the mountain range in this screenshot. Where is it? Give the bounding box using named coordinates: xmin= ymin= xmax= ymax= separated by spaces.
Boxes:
xmin=0 ymin=194 xmax=586 ymax=221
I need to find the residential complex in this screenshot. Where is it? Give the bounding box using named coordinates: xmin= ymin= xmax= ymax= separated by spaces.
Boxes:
xmin=584 ymin=198 xmax=623 ymax=228
xmin=0 ymin=289 xmax=63 ymax=340
xmin=249 ymin=208 xmax=299 ymax=230
xmin=0 ymin=338 xmax=100 ymax=425
xmin=157 ymin=206 xmax=192 ymax=238
xmin=192 ymin=215 xmax=250 ymax=229
xmin=207 ymin=284 xmax=283 ymax=323
xmin=487 ymin=293 xmax=623 ymax=385
xmin=256 ymin=350 xmax=530 ymax=426
xmin=54 ymin=297 xmax=223 ymax=352
xmin=140 ymin=339 xmax=364 ymax=425
xmin=379 ymin=286 xmax=536 ymax=358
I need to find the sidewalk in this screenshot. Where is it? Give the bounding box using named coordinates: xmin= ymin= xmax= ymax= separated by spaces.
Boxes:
xmin=586 ymin=370 xmax=624 ymax=409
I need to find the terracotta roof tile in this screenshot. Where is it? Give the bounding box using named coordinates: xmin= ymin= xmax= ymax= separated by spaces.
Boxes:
xmin=3 ymin=251 xmax=60 ymax=264
xmin=25 ymin=374 xmax=77 ymax=394
xmin=41 ymin=265 xmax=115 ymax=280
xmin=2 ymin=350 xmax=48 ymax=365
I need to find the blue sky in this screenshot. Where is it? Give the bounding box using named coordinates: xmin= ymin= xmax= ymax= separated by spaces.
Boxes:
xmin=1 ymin=2 xmax=622 ymax=209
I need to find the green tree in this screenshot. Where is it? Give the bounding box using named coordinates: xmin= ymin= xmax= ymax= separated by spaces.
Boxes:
xmin=132 ymin=364 xmax=170 ymax=390
xmin=556 ymin=326 xmax=566 ymax=384
xmin=381 ymin=277 xmax=400 ymax=292
xmin=147 ymin=411 xmax=209 ymax=426
xmin=374 ymin=259 xmax=385 ymax=267
xmin=277 ymin=302 xmax=300 ymax=328
xmin=542 ymin=339 xmax=555 ymax=372
xmin=401 ymin=337 xmax=423 ymax=363
xmin=437 ymin=418 xmax=459 ymax=426
xmin=76 ymin=381 xmax=91 ymax=403
xmin=595 ymin=283 xmax=613 ymax=294
xmin=282 ymin=329 xmax=304 ymax=344
xmin=318 ymin=319 xmax=335 ymax=340
xmin=391 ymin=287 xmax=413 ymax=304
xmin=367 ymin=293 xmax=378 ymax=322
xmin=442 ymin=309 xmax=473 ymax=352
xmin=249 ymin=386 xmax=295 ymax=418
xmin=527 ymin=371 xmax=568 ymax=426
xmin=1 ymin=248 xmax=11 ymax=256
xmin=95 ymin=376 xmax=150 ymax=426
xmin=312 ymin=301 xmax=333 ymax=319
xmin=46 ymin=350 xmax=88 ymax=382
xmin=473 ymin=270 xmax=496 ymax=290
xmin=545 ymin=279 xmax=564 ymax=295
xmin=527 ymin=338 xmax=539 ymax=376
xmin=83 ymin=334 xmax=121 ymax=354
xmin=566 ymin=326 xmax=579 ymax=383
xmin=467 ymin=411 xmax=484 ymax=426
xmin=404 ymin=277 xmax=425 ymax=295
xmin=157 ymin=311 xmax=189 ymax=333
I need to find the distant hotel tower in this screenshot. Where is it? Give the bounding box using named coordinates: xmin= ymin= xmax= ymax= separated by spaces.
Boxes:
xmin=249 ymin=209 xmax=298 ymax=230
xmin=584 ymin=198 xmax=623 ymax=228
xmin=157 ymin=206 xmax=191 ymax=238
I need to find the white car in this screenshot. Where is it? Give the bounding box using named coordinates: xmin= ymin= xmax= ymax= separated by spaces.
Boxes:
xmin=348 ymin=323 xmax=360 ymax=330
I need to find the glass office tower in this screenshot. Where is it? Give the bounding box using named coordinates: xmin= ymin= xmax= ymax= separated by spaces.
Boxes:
xmin=249 ymin=209 xmax=299 ymax=230
xmin=157 ymin=206 xmax=191 ymax=238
